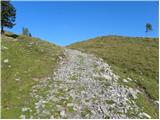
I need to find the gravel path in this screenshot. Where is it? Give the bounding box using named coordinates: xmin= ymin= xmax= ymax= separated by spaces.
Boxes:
xmin=20 ymin=48 xmax=151 ymax=119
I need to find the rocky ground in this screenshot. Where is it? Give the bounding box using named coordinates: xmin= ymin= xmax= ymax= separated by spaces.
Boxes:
xmin=20 ymin=48 xmax=151 ymax=119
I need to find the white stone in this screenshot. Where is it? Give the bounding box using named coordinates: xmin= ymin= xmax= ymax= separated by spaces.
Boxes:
xmin=29 ymin=42 xmax=34 ymax=45
xmin=20 ymin=115 xmax=25 ymax=119
xmin=3 ymin=59 xmax=9 ymax=63
xmin=4 ymin=46 xmax=8 ymax=49
xmin=103 ymin=74 xmax=112 ymax=80
xmin=15 ymin=78 xmax=20 ymax=81
xmin=60 ymin=110 xmax=66 ymax=117
xmin=22 ymin=107 xmax=30 ymax=112
xmin=50 ymin=115 xmax=54 ymax=119
xmin=73 ymin=106 xmax=77 ymax=111
xmin=100 ymin=106 xmax=108 ymax=114
xmin=155 ymin=100 xmax=159 ymax=104
xmin=123 ymin=79 xmax=128 ymax=83
xmin=139 ymin=112 xmax=151 ymax=119
xmin=52 ymin=97 xmax=58 ymax=102
xmin=127 ymin=78 xmax=132 ymax=81
xmin=2 ymin=46 xmax=8 ymax=50
xmin=30 ymin=116 xmax=33 ymax=119
xmin=67 ymin=103 xmax=74 ymax=107
xmin=91 ymin=110 xmax=96 ymax=115
xmin=128 ymin=88 xmax=138 ymax=99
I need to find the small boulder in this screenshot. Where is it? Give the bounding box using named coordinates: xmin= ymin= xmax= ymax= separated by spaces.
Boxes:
xmin=2 ymin=46 xmax=8 ymax=50
xmin=139 ymin=112 xmax=151 ymax=119
xmin=103 ymin=74 xmax=112 ymax=80
xmin=67 ymin=103 xmax=74 ymax=107
xmin=3 ymin=59 xmax=9 ymax=63
xmin=15 ymin=78 xmax=20 ymax=81
xmin=60 ymin=110 xmax=66 ymax=118
xmin=123 ymin=79 xmax=128 ymax=83
xmin=22 ymin=107 xmax=30 ymax=112
xmin=20 ymin=115 xmax=25 ymax=119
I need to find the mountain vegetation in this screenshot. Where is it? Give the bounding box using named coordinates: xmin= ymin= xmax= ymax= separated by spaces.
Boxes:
xmin=1 ymin=32 xmax=64 ymax=118
xmin=1 ymin=32 xmax=159 ymax=118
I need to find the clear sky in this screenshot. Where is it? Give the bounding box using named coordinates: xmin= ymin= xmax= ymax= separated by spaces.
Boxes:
xmin=7 ymin=1 xmax=159 ymax=46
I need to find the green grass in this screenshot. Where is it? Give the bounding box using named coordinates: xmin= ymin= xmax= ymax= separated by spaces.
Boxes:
xmin=70 ymin=73 xmax=79 ymax=80
xmin=135 ymin=93 xmax=158 ymax=118
xmin=2 ymin=33 xmax=159 ymax=118
xmin=1 ymin=32 xmax=64 ymax=118
xmin=68 ymin=35 xmax=159 ymax=118
xmin=81 ymin=107 xmax=92 ymax=118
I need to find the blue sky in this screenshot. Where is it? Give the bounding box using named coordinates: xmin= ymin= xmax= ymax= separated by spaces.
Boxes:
xmin=7 ymin=1 xmax=159 ymax=46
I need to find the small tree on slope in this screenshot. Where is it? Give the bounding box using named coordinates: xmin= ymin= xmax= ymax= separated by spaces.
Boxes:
xmin=145 ymin=23 xmax=152 ymax=37
xmin=22 ymin=27 xmax=32 ymax=37
xmin=22 ymin=27 xmax=29 ymax=36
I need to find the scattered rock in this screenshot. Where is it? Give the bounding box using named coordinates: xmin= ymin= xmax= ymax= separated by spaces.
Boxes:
xmin=155 ymin=100 xmax=159 ymax=104
xmin=29 ymin=42 xmax=34 ymax=45
xmin=20 ymin=48 xmax=146 ymax=119
xmin=50 ymin=115 xmax=54 ymax=119
xmin=15 ymin=78 xmax=20 ymax=81
xmin=60 ymin=110 xmax=66 ymax=117
xmin=33 ymin=78 xmax=39 ymax=81
xmin=8 ymin=65 xmax=11 ymax=68
xmin=67 ymin=103 xmax=74 ymax=107
xmin=155 ymin=100 xmax=159 ymax=107
xmin=123 ymin=79 xmax=128 ymax=83
xmin=103 ymin=74 xmax=112 ymax=80
xmin=91 ymin=110 xmax=96 ymax=115
xmin=2 ymin=46 xmax=8 ymax=50
xmin=100 ymin=106 xmax=108 ymax=114
xmin=139 ymin=112 xmax=151 ymax=119
xmin=22 ymin=107 xmax=30 ymax=112
xmin=56 ymin=105 xmax=63 ymax=110
xmin=52 ymin=97 xmax=59 ymax=102
xmin=127 ymin=78 xmax=132 ymax=81
xmin=58 ymin=56 xmax=63 ymax=60
xmin=3 ymin=59 xmax=9 ymax=63
xmin=20 ymin=115 xmax=25 ymax=119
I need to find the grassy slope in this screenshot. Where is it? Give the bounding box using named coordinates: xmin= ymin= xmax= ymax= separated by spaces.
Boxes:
xmin=68 ymin=36 xmax=159 ymax=118
xmin=1 ymin=32 xmax=64 ymax=118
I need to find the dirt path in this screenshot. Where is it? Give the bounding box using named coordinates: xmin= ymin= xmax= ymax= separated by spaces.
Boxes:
xmin=20 ymin=48 xmax=151 ymax=119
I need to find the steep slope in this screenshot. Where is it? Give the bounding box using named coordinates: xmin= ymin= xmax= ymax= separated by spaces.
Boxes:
xmin=68 ymin=36 xmax=159 ymax=118
xmin=1 ymin=32 xmax=64 ymax=118
xmin=2 ymin=33 xmax=159 ymax=118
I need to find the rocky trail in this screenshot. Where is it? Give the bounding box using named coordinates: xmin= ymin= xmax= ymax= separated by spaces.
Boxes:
xmin=20 ymin=49 xmax=151 ymax=119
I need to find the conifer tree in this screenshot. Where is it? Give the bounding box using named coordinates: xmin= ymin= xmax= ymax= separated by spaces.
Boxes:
xmin=1 ymin=0 xmax=16 ymax=34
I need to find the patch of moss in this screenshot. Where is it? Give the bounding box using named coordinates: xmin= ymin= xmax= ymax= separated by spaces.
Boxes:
xmin=105 ymin=100 xmax=114 ymax=104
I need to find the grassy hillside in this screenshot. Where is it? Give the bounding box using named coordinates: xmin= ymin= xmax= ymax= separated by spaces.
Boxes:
xmin=68 ymin=36 xmax=159 ymax=118
xmin=1 ymin=32 xmax=64 ymax=118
